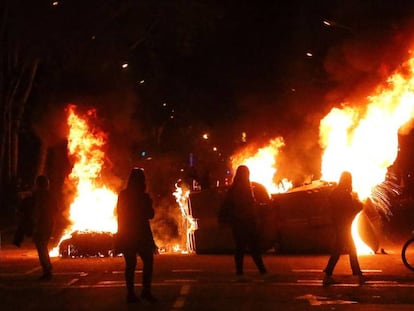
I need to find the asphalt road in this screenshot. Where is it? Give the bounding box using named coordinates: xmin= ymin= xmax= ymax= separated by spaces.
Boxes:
xmin=1 ymin=236 xmax=414 ymax=311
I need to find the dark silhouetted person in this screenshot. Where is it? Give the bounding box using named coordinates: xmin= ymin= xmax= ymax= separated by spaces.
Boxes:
xmin=220 ymin=165 xmax=267 ymax=280
xmin=32 ymin=175 xmax=57 ymax=281
xmin=323 ymin=171 xmax=365 ymax=286
xmin=13 ymin=194 xmax=35 ymax=247
xmin=116 ymin=168 xmax=157 ymax=303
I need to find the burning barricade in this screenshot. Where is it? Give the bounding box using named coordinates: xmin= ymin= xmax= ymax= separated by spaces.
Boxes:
xmin=50 ymin=46 xmax=414 ymax=257
xmin=189 ymin=180 xmax=379 ymax=254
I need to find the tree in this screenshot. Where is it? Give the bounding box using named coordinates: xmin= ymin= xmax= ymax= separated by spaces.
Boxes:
xmin=0 ymin=0 xmax=42 ymax=211
xmin=0 ymin=0 xmax=227 ymax=213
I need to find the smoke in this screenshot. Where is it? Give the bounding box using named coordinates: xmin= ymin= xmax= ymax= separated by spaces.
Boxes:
xmin=324 ymin=31 xmax=413 ymax=105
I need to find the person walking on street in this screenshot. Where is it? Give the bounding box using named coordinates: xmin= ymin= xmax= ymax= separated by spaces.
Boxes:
xmin=219 ymin=165 xmax=267 ymax=280
xmin=323 ymin=171 xmax=365 ymax=286
xmin=32 ymin=175 xmax=57 ymax=281
xmin=116 ymin=168 xmax=158 ymax=303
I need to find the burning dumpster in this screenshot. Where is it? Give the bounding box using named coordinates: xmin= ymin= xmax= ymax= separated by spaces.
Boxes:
xmin=189 ymin=188 xmax=234 ymax=254
xmin=189 ymin=180 xmax=379 ymax=254
xmin=189 ymin=184 xmax=281 ymax=254
xmin=272 ymin=180 xmax=379 ymax=254
xmin=271 ymin=181 xmax=335 ymax=253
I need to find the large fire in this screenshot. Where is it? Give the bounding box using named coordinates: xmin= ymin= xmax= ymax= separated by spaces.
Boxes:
xmin=50 ymin=105 xmax=118 ymax=256
xmin=231 ymin=137 xmax=293 ymax=194
xmin=52 ymin=105 xmax=200 ymax=256
xmin=232 ymin=50 xmax=414 ymax=255
xmin=319 ymin=53 xmax=414 ymax=253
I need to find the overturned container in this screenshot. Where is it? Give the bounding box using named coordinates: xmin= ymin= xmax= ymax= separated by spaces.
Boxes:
xmin=189 ymin=180 xmax=379 ymax=254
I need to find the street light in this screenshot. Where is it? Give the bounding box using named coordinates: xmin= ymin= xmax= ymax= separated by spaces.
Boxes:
xmin=322 ymin=19 xmax=353 ymax=34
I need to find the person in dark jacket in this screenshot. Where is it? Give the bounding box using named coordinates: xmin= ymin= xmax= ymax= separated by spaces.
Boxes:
xmin=323 ymin=171 xmax=365 ymax=286
xmin=220 ymin=165 xmax=267 ymax=280
xmin=32 ymin=175 xmax=57 ymax=281
xmin=13 ymin=194 xmax=35 ymax=247
xmin=116 ymin=168 xmax=157 ymax=303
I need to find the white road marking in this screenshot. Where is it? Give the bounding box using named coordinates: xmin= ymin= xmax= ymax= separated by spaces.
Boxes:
xmin=0 ymin=271 xmax=88 ymax=277
xmin=98 ymin=281 xmax=124 ymax=285
xmin=54 ymin=272 xmax=88 ymax=276
xmin=111 ymin=270 xmax=142 ymax=274
xmin=24 ymin=267 xmax=42 ymax=275
xmin=297 ymin=294 xmax=358 ymax=305
xmin=23 ymin=258 xmax=60 ymax=275
xmin=67 ymin=278 xmax=79 ymax=286
xmin=292 ymin=269 xmax=383 ymax=273
xmin=292 ymin=269 xmax=322 ymax=273
xmin=297 ymin=279 xmax=322 ymax=283
xmin=164 ymin=279 xmax=198 ymax=283
xmin=3 ymin=279 xmax=414 ymax=289
xmin=172 ymin=296 xmax=186 ymax=309
xmin=171 ymin=284 xmax=191 ymax=310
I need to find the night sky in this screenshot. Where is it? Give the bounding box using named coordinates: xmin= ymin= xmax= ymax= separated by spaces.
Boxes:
xmin=8 ymin=0 xmax=414 ymax=189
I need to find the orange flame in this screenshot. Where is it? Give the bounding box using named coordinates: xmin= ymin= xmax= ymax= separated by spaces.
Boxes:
xmin=320 ymin=51 xmax=414 ymax=254
xmin=172 ymin=182 xmax=197 ymax=253
xmin=51 ymin=105 xmax=118 ymax=256
xmin=231 ymin=137 xmax=293 ymax=193
xmin=229 ymin=52 xmax=414 ymax=255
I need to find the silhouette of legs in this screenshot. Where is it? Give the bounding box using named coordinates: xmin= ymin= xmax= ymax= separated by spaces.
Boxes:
xmin=34 ymin=237 xmax=52 ymax=280
xmin=250 ymin=250 xmax=267 ymax=274
xmin=123 ymin=251 xmax=139 ymax=303
xmin=349 ymin=247 xmax=362 ymax=275
xmin=138 ymin=247 xmax=157 ymax=302
xmin=232 ymin=226 xmax=267 ymax=275
xmin=323 ymin=253 xmax=340 ymax=276
xmin=232 ymin=227 xmax=247 ymax=275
